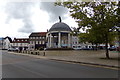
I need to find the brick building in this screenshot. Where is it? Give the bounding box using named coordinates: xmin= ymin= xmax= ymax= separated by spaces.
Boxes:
xmin=29 ymin=32 xmax=47 ymax=50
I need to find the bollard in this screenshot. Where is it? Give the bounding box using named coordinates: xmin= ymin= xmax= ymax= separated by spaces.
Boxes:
xmin=43 ymin=52 xmax=45 ymax=56
xmin=38 ymin=51 xmax=40 ymax=55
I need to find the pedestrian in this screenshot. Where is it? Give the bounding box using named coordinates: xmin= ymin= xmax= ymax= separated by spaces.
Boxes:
xmin=43 ymin=48 xmax=46 ymax=56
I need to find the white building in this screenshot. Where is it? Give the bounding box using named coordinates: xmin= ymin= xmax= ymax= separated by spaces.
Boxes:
xmin=72 ymin=36 xmax=82 ymax=49
xmin=0 ymin=37 xmax=3 ymax=50
xmin=72 ymin=35 xmax=93 ymax=49
xmin=46 ymin=18 xmax=72 ymax=49
xmin=12 ymin=38 xmax=29 ymax=50
xmin=2 ymin=36 xmax=12 ymax=50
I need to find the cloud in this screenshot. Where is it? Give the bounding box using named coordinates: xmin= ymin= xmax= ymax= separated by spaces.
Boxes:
xmin=5 ymin=2 xmax=35 ymax=33
xmin=39 ymin=2 xmax=68 ymax=23
xmin=18 ymin=18 xmax=34 ymax=33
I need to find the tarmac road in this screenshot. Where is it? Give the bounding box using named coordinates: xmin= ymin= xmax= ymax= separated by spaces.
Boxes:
xmin=1 ymin=50 xmax=118 ymax=78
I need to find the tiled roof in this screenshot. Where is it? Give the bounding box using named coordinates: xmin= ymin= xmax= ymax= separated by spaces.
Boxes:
xmin=12 ymin=38 xmax=29 ymax=43
xmin=49 ymin=22 xmax=72 ymax=32
xmin=4 ymin=36 xmax=12 ymax=43
xmin=29 ymin=32 xmax=47 ymax=37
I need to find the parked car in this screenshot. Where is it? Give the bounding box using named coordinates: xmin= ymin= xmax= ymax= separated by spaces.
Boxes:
xmin=82 ymin=47 xmax=93 ymax=50
xmin=74 ymin=48 xmax=82 ymax=50
xmin=8 ymin=48 xmax=19 ymax=51
xmin=109 ymin=46 xmax=116 ymax=51
xmin=116 ymin=46 xmax=120 ymax=52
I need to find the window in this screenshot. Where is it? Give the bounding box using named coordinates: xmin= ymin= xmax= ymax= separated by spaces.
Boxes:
xmin=30 ymin=41 xmax=32 ymax=44
xmin=41 ymin=37 xmax=43 ymax=39
xmin=75 ymin=42 xmax=77 ymax=44
xmin=39 ymin=41 xmax=41 ymax=44
xmin=16 ymin=43 xmax=18 ymax=46
xmin=32 ymin=41 xmax=34 ymax=44
xmin=36 ymin=41 xmax=38 ymax=44
xmin=34 ymin=41 xmax=35 ymax=44
xmin=42 ymin=41 xmax=44 ymax=44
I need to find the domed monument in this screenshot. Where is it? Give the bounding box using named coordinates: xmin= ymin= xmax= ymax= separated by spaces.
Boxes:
xmin=46 ymin=16 xmax=73 ymax=49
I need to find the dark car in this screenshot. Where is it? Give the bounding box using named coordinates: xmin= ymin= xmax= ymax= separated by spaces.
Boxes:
xmin=116 ymin=46 xmax=120 ymax=52
xmin=109 ymin=46 xmax=116 ymax=51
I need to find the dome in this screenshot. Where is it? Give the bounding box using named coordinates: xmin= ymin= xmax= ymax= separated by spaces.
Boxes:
xmin=49 ymin=22 xmax=72 ymax=32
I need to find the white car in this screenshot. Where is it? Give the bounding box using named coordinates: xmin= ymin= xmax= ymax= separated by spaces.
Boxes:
xmin=8 ymin=48 xmax=19 ymax=51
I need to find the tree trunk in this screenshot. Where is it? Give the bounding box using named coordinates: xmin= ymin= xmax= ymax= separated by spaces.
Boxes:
xmin=95 ymin=43 xmax=98 ymax=51
xmin=92 ymin=43 xmax=94 ymax=50
xmin=105 ymin=34 xmax=110 ymax=59
xmin=105 ymin=42 xmax=110 ymax=59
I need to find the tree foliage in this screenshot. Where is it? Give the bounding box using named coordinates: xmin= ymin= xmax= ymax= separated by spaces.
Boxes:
xmin=55 ymin=1 xmax=119 ymax=58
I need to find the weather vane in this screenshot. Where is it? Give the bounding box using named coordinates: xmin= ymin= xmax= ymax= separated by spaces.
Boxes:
xmin=59 ymin=16 xmax=62 ymax=22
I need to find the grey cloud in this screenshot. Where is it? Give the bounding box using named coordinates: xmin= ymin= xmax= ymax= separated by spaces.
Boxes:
xmin=18 ymin=18 xmax=33 ymax=33
xmin=5 ymin=2 xmax=35 ymax=33
xmin=40 ymin=2 xmax=68 ymax=23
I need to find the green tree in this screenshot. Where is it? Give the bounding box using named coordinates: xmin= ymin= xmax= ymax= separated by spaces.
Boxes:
xmin=55 ymin=1 xmax=118 ymax=58
xmin=78 ymin=32 xmax=89 ymax=43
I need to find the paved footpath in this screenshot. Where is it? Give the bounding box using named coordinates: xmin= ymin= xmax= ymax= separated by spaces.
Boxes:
xmin=5 ymin=50 xmax=119 ymax=68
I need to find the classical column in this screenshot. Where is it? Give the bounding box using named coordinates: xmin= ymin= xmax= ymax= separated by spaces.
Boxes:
xmin=48 ymin=35 xmax=50 ymax=48
xmin=53 ymin=36 xmax=54 ymax=48
xmin=58 ymin=32 xmax=61 ymax=48
xmin=49 ymin=33 xmax=52 ymax=48
xmin=68 ymin=33 xmax=71 ymax=47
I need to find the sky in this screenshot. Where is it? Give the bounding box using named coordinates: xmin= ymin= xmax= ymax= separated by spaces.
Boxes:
xmin=0 ymin=0 xmax=79 ymax=39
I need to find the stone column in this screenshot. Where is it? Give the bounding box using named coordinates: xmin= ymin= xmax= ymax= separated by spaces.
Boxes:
xmin=50 ymin=33 xmax=52 ymax=48
xmin=53 ymin=36 xmax=54 ymax=48
xmin=48 ymin=35 xmax=50 ymax=48
xmin=68 ymin=33 xmax=71 ymax=47
xmin=58 ymin=32 xmax=61 ymax=48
